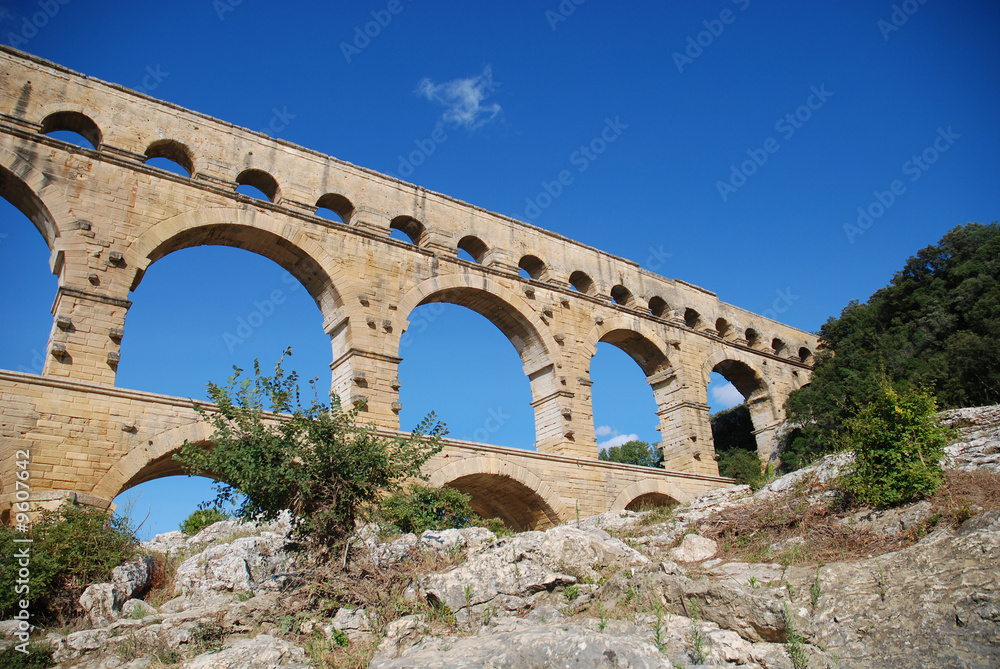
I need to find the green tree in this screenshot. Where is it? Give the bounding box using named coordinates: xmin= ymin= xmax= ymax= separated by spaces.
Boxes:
xmin=783 ymin=222 xmax=1000 ymax=469
xmin=179 ymin=507 xmax=231 ymax=535
xmin=711 ymin=404 xmax=764 ymax=487
xmin=380 ymin=484 xmax=480 ymax=534
xmin=598 ymin=440 xmax=663 ymax=468
xmin=174 ymin=350 xmax=446 ymax=558
xmin=842 ymin=380 xmax=952 ymax=507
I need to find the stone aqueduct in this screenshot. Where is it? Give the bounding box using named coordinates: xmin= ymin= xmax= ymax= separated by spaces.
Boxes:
xmin=0 ymin=48 xmax=817 ymax=529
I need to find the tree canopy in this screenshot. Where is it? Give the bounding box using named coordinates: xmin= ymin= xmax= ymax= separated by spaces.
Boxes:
xmin=783 ymin=221 xmax=1000 ymax=469
xmin=598 ymin=440 xmax=663 ymax=468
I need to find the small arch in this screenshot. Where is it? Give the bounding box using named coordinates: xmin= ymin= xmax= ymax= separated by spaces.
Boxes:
xmin=427 ymin=457 xmax=566 ymax=531
xmin=315 ymin=193 xmax=354 ymax=224
xmin=235 ymin=169 xmax=280 ymax=202
xmin=39 ymin=110 xmax=102 ymax=149
xmin=144 ymin=139 xmax=194 ymax=177
xmin=648 ymin=296 xmax=670 ymax=318
xmin=625 ymin=493 xmax=678 ymax=511
xmin=745 ymin=328 xmax=760 ymax=347
xmin=389 ymin=215 xmax=427 ymax=246
xmin=712 ymin=358 xmax=766 ymax=401
xmin=569 ymin=270 xmax=596 ymax=295
xmin=771 ymin=338 xmax=786 ymax=355
xmin=518 ymin=255 xmax=547 ymax=281
xmin=716 ymin=318 xmax=731 ymax=339
xmin=457 ymin=235 xmax=489 ymax=263
xmin=610 ymin=285 xmax=635 ymax=307
xmin=798 ymin=347 xmax=813 ymax=363
xmin=611 ymin=479 xmax=690 ymax=511
xmin=684 ymin=308 xmax=702 ymax=329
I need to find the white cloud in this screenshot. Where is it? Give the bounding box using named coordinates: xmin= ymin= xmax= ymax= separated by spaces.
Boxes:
xmin=416 ymin=66 xmax=501 ymax=129
xmin=710 ymin=381 xmax=744 ymax=410
xmin=598 ymin=433 xmax=640 ymax=450
xmin=594 ymin=425 xmax=614 ymax=437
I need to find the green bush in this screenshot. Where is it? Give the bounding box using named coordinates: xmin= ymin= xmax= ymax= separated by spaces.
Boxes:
xmin=0 ymin=503 xmax=137 ymax=622
xmin=179 ymin=507 xmax=231 ymax=535
xmin=380 ymin=484 xmax=479 ymax=534
xmin=0 ymin=643 xmax=55 ymax=668
xmin=174 ymin=349 xmax=446 ymax=558
xmin=842 ymin=381 xmax=953 ymax=507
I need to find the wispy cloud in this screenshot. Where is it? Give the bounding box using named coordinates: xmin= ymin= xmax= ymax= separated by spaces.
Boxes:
xmin=710 ymin=381 xmax=744 ymax=410
xmin=596 ymin=426 xmax=640 ymax=449
xmin=416 ymin=66 xmax=501 ymax=129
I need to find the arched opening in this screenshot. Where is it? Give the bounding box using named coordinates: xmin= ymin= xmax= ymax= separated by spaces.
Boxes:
xmin=648 ymin=296 xmax=670 ymax=318
xmin=518 ymin=254 xmax=546 ymax=281
xmin=708 ymin=359 xmax=771 ymax=484
xmin=569 ymin=270 xmax=595 ymax=295
xmin=771 ymin=338 xmax=786 ymax=355
xmin=113 ymin=473 xmax=222 ymax=541
xmin=610 ymin=285 xmax=635 ymax=307
xmin=625 ymin=492 xmax=678 ymax=512
xmin=39 ymin=111 xmax=102 ymax=149
xmin=398 ymin=289 xmax=544 ymax=449
xmin=745 ymin=328 xmax=760 ymax=348
xmin=119 ymin=225 xmax=338 ymax=400
xmin=798 ymin=347 xmax=813 ymax=363
xmin=0 ymin=172 xmax=58 ymax=375
xmin=716 ymin=318 xmax=731 ymax=339
xmin=144 ymin=139 xmax=194 ymax=177
xmin=389 ymin=215 xmax=427 ymax=246
xmin=591 ymin=329 xmax=670 ymax=461
xmin=315 ymin=193 xmax=354 ymax=224
xmin=445 ymin=474 xmax=560 ymax=531
xmin=684 ymin=308 xmax=702 ymax=329
xmin=457 ymin=235 xmax=488 ymax=263
xmin=235 ymin=169 xmax=280 ymax=202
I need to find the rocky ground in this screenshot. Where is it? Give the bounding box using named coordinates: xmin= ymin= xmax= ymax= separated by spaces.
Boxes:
xmin=3 ymin=405 xmax=999 ymax=668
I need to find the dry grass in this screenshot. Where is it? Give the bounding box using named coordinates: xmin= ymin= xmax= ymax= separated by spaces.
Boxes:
xmin=700 ymin=469 xmax=1000 ymax=566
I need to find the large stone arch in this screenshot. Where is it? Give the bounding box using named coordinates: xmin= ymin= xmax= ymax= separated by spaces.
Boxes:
xmin=396 ymin=274 xmax=568 ymax=451
xmin=701 ymin=348 xmax=782 ymax=462
xmin=427 ymin=456 xmax=567 ymax=531
xmin=124 ymin=207 xmax=350 ymax=322
xmin=611 ymin=478 xmax=692 ymax=511
xmin=0 ymin=145 xmax=63 ymax=250
xmin=93 ymin=420 xmax=215 ymax=502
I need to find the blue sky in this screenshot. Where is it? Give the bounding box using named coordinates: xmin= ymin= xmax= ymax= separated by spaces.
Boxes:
xmin=1 ymin=0 xmax=997 ymax=538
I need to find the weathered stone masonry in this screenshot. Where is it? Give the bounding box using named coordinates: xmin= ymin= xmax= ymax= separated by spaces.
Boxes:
xmin=0 ymin=47 xmax=817 ymax=527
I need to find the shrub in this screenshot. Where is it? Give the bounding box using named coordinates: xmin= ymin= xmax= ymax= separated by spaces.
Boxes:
xmin=0 ymin=503 xmax=137 ymax=622
xmin=0 ymin=643 xmax=55 ymax=668
xmin=380 ymin=484 xmax=479 ymax=534
xmin=842 ymin=381 xmax=953 ymax=507
xmin=179 ymin=507 xmax=231 ymax=535
xmin=174 ymin=349 xmax=446 ymax=559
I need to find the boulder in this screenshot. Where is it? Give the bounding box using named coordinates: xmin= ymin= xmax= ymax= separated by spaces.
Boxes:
xmin=174 ymin=534 xmax=292 ymax=600
xmin=667 ymin=533 xmax=717 ymax=563
xmin=180 ymin=634 xmax=310 ymax=668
